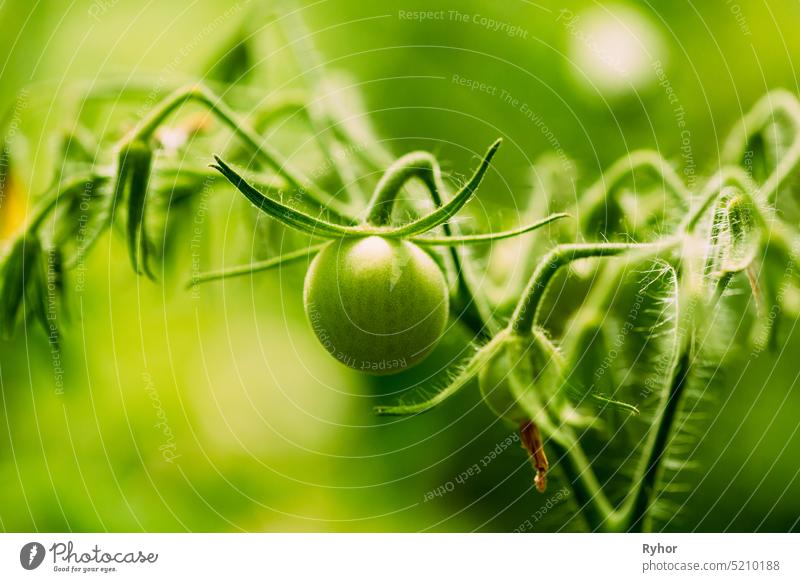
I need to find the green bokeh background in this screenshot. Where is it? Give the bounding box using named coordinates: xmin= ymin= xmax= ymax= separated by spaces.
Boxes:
xmin=1 ymin=0 xmax=799 ymax=532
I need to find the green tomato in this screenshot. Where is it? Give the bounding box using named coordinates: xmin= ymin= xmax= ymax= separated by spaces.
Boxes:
xmin=479 ymin=331 xmax=564 ymax=422
xmin=303 ymin=235 xmax=449 ymax=375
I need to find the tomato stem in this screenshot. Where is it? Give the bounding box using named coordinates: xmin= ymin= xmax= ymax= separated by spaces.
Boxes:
xmin=364 ymin=147 xmax=501 ymax=337
xmin=365 ymin=151 xmax=443 ymax=226
xmin=388 ymin=139 xmax=501 ymax=237
xmin=189 ymin=243 xmax=327 ymax=286
xmin=579 ymin=150 xmax=690 ymax=235
xmin=511 ymin=242 xmax=663 ymax=334
xmin=721 ymin=89 xmax=800 ymax=204
xmin=681 ymin=166 xmax=754 ymax=232
xmin=124 ymin=84 xmax=358 ymax=222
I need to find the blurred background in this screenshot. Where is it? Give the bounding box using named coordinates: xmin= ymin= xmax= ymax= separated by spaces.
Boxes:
xmin=1 ymin=0 xmax=799 ymax=532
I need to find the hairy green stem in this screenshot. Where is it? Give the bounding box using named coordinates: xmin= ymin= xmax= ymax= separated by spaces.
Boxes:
xmin=277 ymin=6 xmax=367 ymax=204
xmin=366 ymin=152 xmax=441 ymax=226
xmin=511 ymin=242 xmax=659 ymax=334
xmin=721 ymin=89 xmax=800 ymax=204
xmin=364 ymin=149 xmax=500 ymax=337
xmin=189 ymin=243 xmax=327 ymax=286
xmin=126 ymin=84 xmax=358 ymax=222
xmin=626 ymin=349 xmax=691 ymax=532
xmin=544 ymin=430 xmax=620 ymax=530
xmin=682 ymin=167 xmax=755 ymax=232
xmin=579 ymin=150 xmax=690 ymax=233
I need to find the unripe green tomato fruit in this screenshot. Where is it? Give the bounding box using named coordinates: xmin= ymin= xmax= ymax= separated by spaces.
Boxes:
xmin=303 ymin=236 xmax=449 ymax=375
xmin=479 ymin=332 xmax=563 ymax=422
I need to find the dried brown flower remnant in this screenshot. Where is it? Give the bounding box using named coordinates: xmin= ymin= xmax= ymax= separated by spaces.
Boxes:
xmin=520 ymin=420 xmax=548 ymax=493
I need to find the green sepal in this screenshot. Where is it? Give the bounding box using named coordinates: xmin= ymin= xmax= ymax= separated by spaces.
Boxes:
xmin=127 ymin=142 xmax=155 ymax=277
xmin=388 ymin=139 xmax=501 ymax=237
xmin=24 ymin=246 xmax=52 ymax=343
xmin=113 ymin=140 xmax=155 ymax=277
xmin=410 ymin=213 xmax=570 ymax=246
xmin=52 ymin=177 xmax=113 ymax=268
xmin=212 ymin=156 xmax=357 ymax=238
xmin=374 ymin=330 xmax=509 ymax=416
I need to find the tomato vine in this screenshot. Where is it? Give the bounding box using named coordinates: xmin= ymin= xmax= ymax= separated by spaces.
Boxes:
xmin=3 ymin=28 xmax=800 ymax=533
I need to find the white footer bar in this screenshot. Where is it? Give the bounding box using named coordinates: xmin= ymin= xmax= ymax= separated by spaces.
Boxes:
xmin=0 ymin=533 xmax=797 ymax=581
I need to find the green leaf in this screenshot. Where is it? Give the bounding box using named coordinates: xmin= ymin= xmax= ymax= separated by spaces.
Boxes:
xmin=558 ymin=259 xmax=680 ymax=511
xmin=644 ymin=306 xmax=738 ymax=531
xmin=0 ymin=235 xmax=42 ymax=338
xmin=748 ymin=226 xmax=800 ymax=352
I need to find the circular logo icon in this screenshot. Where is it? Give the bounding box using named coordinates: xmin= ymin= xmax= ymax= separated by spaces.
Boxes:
xmin=20 ymin=542 xmax=46 ymax=570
